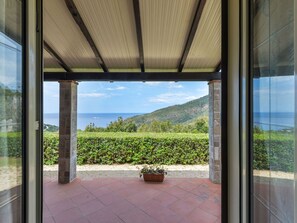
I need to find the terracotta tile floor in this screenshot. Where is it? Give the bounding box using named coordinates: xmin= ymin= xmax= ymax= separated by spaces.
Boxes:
xmin=43 ymin=177 xmax=221 ymax=223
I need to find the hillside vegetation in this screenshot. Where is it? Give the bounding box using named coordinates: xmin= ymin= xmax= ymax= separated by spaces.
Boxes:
xmin=127 ymin=95 xmax=209 ymax=125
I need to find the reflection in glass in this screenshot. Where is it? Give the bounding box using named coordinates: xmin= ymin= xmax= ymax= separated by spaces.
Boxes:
xmin=0 ymin=0 xmax=23 ymax=222
xmin=252 ymin=0 xmax=295 ymax=222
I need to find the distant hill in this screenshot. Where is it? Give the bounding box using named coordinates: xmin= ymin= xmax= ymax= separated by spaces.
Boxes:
xmin=44 ymin=124 xmax=59 ymax=132
xmin=127 ymin=95 xmax=209 ymax=125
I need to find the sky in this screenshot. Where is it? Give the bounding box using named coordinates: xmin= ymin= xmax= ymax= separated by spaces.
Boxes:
xmin=44 ymin=81 xmax=209 ymax=113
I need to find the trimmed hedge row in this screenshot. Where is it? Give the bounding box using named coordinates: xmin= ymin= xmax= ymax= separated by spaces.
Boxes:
xmin=44 ymin=132 xmax=209 ymax=165
xmin=253 ymin=133 xmax=295 ymax=172
xmin=0 ymin=132 xmax=22 ymax=157
xmin=0 ymin=132 xmax=295 ymax=172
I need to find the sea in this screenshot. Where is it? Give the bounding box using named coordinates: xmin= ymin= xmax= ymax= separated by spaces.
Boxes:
xmin=44 ymin=113 xmax=143 ymax=130
xmin=44 ymin=112 xmax=295 ymax=131
xmin=253 ymin=112 xmax=294 ymax=130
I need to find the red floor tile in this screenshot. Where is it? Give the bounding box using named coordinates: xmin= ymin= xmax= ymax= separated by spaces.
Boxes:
xmin=71 ymin=191 xmax=96 ymax=206
xmin=53 ymin=207 xmax=83 ymax=223
xmin=44 ymin=177 xmax=221 ymax=223
xmin=168 ymin=199 xmax=197 ymax=216
xmin=86 ymin=207 xmax=123 ymax=223
xmin=185 ymin=207 xmax=218 ymax=223
xmin=79 ymin=199 xmax=105 ymax=216
xmin=118 ymin=208 xmax=158 ymax=223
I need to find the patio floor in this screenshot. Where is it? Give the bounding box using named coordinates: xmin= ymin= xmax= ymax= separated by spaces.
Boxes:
xmin=43 ymin=177 xmax=221 ymax=223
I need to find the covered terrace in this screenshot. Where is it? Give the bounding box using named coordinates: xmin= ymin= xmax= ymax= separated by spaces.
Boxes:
xmin=42 ymin=0 xmax=222 ymax=186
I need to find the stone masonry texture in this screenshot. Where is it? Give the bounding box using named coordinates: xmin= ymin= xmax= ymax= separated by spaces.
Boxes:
xmin=208 ymin=80 xmax=221 ymax=184
xmin=58 ymin=81 xmax=78 ymax=184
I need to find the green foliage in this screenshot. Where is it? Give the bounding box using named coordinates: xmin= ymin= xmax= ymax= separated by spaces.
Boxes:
xmin=105 ymin=117 xmax=137 ymax=132
xmin=138 ymin=120 xmax=173 ymax=132
xmin=0 ymin=132 xmax=22 ymax=157
xmin=253 ymin=132 xmax=294 ymax=172
xmin=85 ymin=123 xmax=106 ymax=132
xmin=195 ymin=117 xmax=209 ymax=133
xmin=44 ymin=124 xmax=59 ymax=132
xmin=43 ymin=132 xmax=209 ymax=165
xmin=138 ymin=120 xmax=197 ymax=133
xmin=0 ymin=86 xmax=22 ymax=131
xmin=43 ymin=133 xmax=59 ymax=165
xmin=140 ymin=165 xmax=166 ymax=175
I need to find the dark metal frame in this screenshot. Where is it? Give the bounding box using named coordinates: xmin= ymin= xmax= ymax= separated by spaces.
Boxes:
xmin=248 ymin=0 xmax=254 ymax=222
xmin=65 ymin=0 xmax=108 ymax=72
xmin=37 ymin=0 xmax=44 ymax=222
xmin=22 ymin=0 xmax=27 ymax=222
xmin=44 ymin=41 xmax=72 ymax=72
xmin=132 ymin=0 xmax=145 ymax=72
xmin=221 ymin=0 xmax=228 ymax=222
xmin=178 ymin=0 xmax=207 ymax=72
xmin=44 ymin=71 xmax=220 ymax=81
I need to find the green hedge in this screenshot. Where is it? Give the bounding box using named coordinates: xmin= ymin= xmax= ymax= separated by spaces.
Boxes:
xmin=44 ymin=132 xmax=209 ymax=165
xmin=0 ymin=132 xmax=295 ymax=172
xmin=253 ymin=133 xmax=295 ymax=172
xmin=0 ymin=132 xmax=22 ymax=157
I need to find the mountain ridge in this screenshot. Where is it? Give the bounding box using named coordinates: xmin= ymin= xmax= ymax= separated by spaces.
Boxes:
xmin=127 ymin=95 xmax=209 ymax=125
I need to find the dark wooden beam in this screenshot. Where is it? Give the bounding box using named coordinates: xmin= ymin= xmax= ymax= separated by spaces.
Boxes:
xmin=215 ymin=62 xmax=221 ymax=72
xmin=132 ymin=0 xmax=145 ymax=72
xmin=178 ymin=0 xmax=207 ymax=72
xmin=44 ymin=41 xmax=72 ymax=72
xmin=65 ymin=0 xmax=108 ymax=72
xmin=44 ymin=72 xmax=221 ymax=82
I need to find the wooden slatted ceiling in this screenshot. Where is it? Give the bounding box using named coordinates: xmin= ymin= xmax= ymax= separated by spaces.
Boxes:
xmin=183 ymin=0 xmax=221 ymax=71
xmin=43 ymin=0 xmax=221 ymax=73
xmin=140 ymin=0 xmax=198 ymax=69
xmin=73 ymin=0 xmax=140 ymax=70
xmin=43 ymin=0 xmax=101 ymax=70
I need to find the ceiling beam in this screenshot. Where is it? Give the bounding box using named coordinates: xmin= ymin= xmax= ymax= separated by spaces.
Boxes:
xmin=178 ymin=0 xmax=207 ymax=72
xmin=65 ymin=0 xmax=108 ymax=72
xmin=132 ymin=0 xmax=145 ymax=72
xmin=44 ymin=72 xmax=221 ymax=82
xmin=215 ymin=62 xmax=221 ymax=72
xmin=44 ymin=41 xmax=72 ymax=72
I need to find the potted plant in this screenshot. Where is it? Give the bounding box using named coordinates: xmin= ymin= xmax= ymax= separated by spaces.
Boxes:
xmin=139 ymin=165 xmax=167 ymax=182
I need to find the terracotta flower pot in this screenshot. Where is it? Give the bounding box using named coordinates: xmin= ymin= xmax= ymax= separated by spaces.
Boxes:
xmin=143 ymin=173 xmax=165 ymax=182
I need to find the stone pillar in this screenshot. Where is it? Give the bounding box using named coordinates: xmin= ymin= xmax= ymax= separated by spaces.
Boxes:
xmin=58 ymin=80 xmax=78 ymax=184
xmin=208 ymin=80 xmax=221 ymax=184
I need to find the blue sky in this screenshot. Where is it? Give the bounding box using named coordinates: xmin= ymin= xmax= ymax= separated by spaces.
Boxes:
xmin=44 ymin=81 xmax=209 ymax=113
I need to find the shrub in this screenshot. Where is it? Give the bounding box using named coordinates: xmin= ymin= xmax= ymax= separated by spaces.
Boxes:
xmin=195 ymin=117 xmax=209 ymax=133
xmin=253 ymin=132 xmax=294 ymax=172
xmin=43 ymin=132 xmax=209 ymax=165
xmin=106 ymin=117 xmax=137 ymax=132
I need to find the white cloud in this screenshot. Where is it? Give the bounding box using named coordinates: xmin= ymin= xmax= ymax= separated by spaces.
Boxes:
xmin=145 ymin=82 xmax=161 ymax=86
xmin=149 ymin=93 xmax=198 ymax=104
xmin=168 ymin=82 xmax=183 ymax=89
xmin=106 ymin=86 xmax=127 ymax=91
xmin=78 ymin=93 xmax=107 ymax=98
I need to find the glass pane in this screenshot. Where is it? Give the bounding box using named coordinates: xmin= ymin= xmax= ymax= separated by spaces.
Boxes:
xmin=252 ymin=0 xmax=295 ymax=222
xmin=0 ymin=0 xmax=24 ymax=222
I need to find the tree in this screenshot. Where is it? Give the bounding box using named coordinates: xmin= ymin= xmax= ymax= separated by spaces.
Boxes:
xmin=106 ymin=117 xmax=137 ymax=132
xmin=195 ymin=117 xmax=209 ymax=133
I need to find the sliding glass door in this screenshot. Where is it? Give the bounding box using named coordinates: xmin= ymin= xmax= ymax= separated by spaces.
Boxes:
xmin=0 ymin=0 xmax=25 ymax=222
xmin=251 ymin=0 xmax=295 ymax=222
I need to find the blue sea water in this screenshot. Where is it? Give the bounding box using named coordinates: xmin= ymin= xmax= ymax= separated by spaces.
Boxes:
xmin=44 ymin=113 xmax=143 ymax=130
xmin=44 ymin=112 xmax=295 ymax=131
xmin=253 ymin=112 xmax=295 ymax=130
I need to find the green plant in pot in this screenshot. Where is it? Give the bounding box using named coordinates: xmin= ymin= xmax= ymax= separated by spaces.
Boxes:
xmin=139 ymin=165 xmax=167 ymax=182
